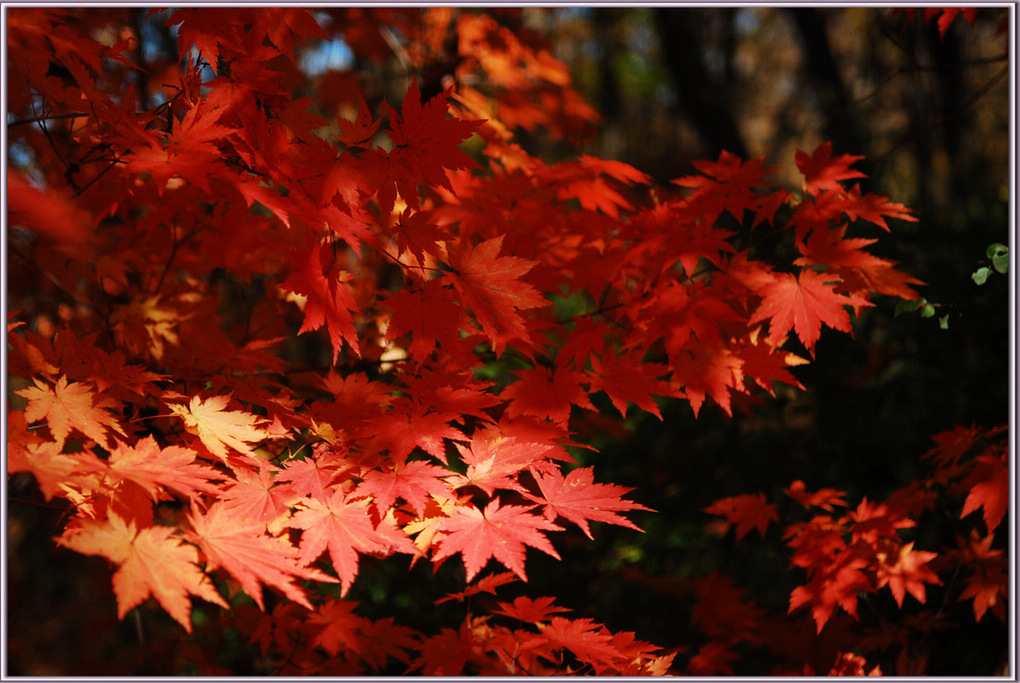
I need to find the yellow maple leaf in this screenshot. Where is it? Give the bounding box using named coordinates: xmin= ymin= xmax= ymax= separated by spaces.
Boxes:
xmin=168 ymin=395 xmax=269 ymax=462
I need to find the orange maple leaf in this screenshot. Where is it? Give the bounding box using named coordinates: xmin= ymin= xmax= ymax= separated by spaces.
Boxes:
xmin=17 ymin=375 xmax=126 ymax=450
xmin=59 ymin=511 xmax=228 ymax=632
xmin=875 ymin=541 xmax=942 ymax=607
xmin=186 ymin=502 xmax=335 ymax=610
xmin=105 ymin=435 xmax=223 ymax=501
xmin=217 ymin=463 xmax=299 ymax=533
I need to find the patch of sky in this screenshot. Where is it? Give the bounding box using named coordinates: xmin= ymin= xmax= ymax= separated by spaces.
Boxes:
xmin=299 ymin=37 xmax=354 ymax=77
xmin=139 ymin=10 xmax=169 ymax=64
xmin=734 ymin=8 xmax=762 ymax=36
xmin=561 ymin=7 xmax=593 ymax=20
xmin=8 ymin=139 xmax=35 ymax=169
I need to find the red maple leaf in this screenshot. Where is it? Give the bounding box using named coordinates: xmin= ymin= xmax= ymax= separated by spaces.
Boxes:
xmin=749 ymin=269 xmax=872 ymax=356
xmin=435 ymin=571 xmax=518 ymax=605
xmin=502 ymin=364 xmax=595 ymax=425
xmin=431 ymin=500 xmax=563 ymax=581
xmin=288 ymin=488 xmax=392 ymax=596
xmin=689 ymin=572 xmax=765 ymax=643
xmin=281 ymin=240 xmax=361 ymax=362
xmin=446 ymin=435 xmax=555 ymax=495
xmin=492 ymin=595 xmax=571 ymax=623
xmin=126 ymin=96 xmax=231 ymax=194
xmin=674 ymin=150 xmax=777 ymax=226
xmin=305 ymin=598 xmax=367 ymax=656
xmin=384 ymin=277 xmax=464 ymax=358
xmin=793 ymin=224 xmax=887 ymax=269
xmin=960 ymin=451 xmax=1008 ymax=533
xmin=537 ymin=616 xmax=623 ymax=670
xmin=835 ymin=262 xmax=925 ymax=301
xmin=412 ymin=621 xmax=473 ymax=675
xmin=847 ymin=498 xmax=916 ymax=545
xmin=784 ymin=480 xmax=848 ymax=512
xmin=386 ymin=208 xmax=452 ymax=265
xmin=789 ymin=554 xmax=872 ymax=632
xmin=334 ymin=95 xmax=381 ymax=149
xmin=445 ymin=235 xmax=548 ymax=356
xmin=165 ymin=8 xmax=238 ymax=65
xmin=668 ymin=338 xmax=743 ymax=417
xmin=356 ymin=459 xmax=454 ymax=517
xmin=363 ymin=402 xmax=466 ymax=462
xmin=524 ymin=467 xmax=653 ymax=539
xmin=960 ymin=565 xmax=1007 ymax=622
xmin=59 ymin=511 xmax=228 ymax=632
xmin=687 ymin=639 xmax=738 ymax=676
xmin=795 ymin=142 xmax=866 ymax=195
xmin=375 ymin=80 xmax=482 ymax=212
xmin=275 ymin=454 xmax=348 ymax=501
xmin=704 ymin=493 xmax=779 ymax=541
xmin=841 ymin=184 xmax=917 ymax=231
xmin=829 ymin=651 xmax=882 ymax=676
xmin=355 ymin=616 xmax=420 ymax=669
xmin=893 ymin=7 xmax=978 ymax=38
xmin=733 ymin=335 xmax=807 ymax=397
xmin=587 ymin=350 xmax=672 ymax=419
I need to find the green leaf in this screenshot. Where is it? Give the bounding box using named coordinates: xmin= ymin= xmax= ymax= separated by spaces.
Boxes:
xmin=920 ymin=303 xmax=936 ymax=318
xmin=972 ymin=267 xmax=991 ymax=286
xmin=991 ymin=249 xmax=1009 ymax=274
xmin=986 ymin=243 xmax=1007 ymax=259
xmin=895 ymin=299 xmax=924 ymax=316
xmin=939 ymin=315 xmax=950 ymax=330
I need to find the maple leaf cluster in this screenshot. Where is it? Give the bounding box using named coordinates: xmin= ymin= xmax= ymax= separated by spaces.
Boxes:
xmin=5 ymin=6 xmax=946 ymax=676
xmin=692 ymin=423 xmax=1009 ymax=675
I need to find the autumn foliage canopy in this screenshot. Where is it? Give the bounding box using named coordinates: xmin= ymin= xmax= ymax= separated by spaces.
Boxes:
xmin=5 ymin=7 xmax=1008 ymax=676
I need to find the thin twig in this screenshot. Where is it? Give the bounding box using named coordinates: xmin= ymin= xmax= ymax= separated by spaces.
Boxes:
xmin=7 ymin=112 xmax=89 ymax=128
